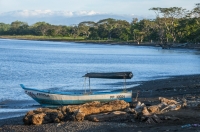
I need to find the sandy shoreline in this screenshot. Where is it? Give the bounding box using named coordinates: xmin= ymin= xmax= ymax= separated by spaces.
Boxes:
xmin=130 ymin=74 xmax=200 ymax=97
xmin=0 ymin=74 xmax=200 ymax=131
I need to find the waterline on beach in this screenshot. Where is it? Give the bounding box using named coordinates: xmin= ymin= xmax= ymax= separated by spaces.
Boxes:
xmin=0 ymin=108 xmax=34 ymax=120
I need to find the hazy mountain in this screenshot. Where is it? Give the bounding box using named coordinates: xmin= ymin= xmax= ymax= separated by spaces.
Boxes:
xmin=0 ymin=10 xmax=152 ymax=25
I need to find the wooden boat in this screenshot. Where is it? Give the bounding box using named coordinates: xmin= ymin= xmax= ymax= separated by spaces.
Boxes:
xmin=20 ymin=72 xmax=133 ymax=107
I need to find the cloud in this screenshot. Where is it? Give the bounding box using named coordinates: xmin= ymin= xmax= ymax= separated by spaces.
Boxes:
xmin=18 ymin=10 xmax=53 ymax=17
xmin=73 ymin=10 xmax=102 ymax=16
xmin=0 ymin=10 xmax=103 ymax=17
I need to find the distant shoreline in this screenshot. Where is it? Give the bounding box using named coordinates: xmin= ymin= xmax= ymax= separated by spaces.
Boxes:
xmin=1 ymin=36 xmax=200 ymax=50
xmin=0 ymin=36 xmax=155 ymax=46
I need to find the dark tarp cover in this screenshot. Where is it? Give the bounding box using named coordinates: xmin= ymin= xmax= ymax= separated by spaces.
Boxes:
xmin=83 ymin=72 xmax=133 ymax=79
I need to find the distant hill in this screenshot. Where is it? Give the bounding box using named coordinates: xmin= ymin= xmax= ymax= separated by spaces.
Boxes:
xmin=0 ymin=10 xmax=153 ymax=25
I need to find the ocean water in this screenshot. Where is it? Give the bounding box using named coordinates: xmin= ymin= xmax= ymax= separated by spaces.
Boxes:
xmin=1 ymin=39 xmax=200 ymax=101
xmin=0 ymin=39 xmax=200 ymax=119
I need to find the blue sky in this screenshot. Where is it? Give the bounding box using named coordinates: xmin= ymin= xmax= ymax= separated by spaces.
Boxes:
xmin=0 ymin=0 xmax=199 ymax=16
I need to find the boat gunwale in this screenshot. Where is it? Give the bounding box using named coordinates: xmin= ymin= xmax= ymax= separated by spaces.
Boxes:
xmin=22 ymin=87 xmax=132 ymax=96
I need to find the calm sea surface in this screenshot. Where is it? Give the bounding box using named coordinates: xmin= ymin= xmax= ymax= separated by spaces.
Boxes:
xmin=1 ymin=38 xmax=200 ymax=101
xmin=0 ymin=39 xmax=200 ymax=119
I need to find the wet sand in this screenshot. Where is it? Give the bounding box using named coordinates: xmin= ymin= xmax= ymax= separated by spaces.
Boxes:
xmin=131 ymin=74 xmax=200 ymax=98
xmin=0 ymin=74 xmax=200 ymax=131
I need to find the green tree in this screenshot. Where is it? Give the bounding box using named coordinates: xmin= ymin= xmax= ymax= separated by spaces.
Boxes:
xmin=97 ymin=18 xmax=118 ymax=39
xmin=70 ymin=25 xmax=80 ymax=39
xmin=88 ymin=27 xmax=99 ymax=39
xmin=0 ymin=23 xmax=10 ymax=35
xmin=130 ymin=18 xmax=146 ymax=44
xmin=31 ymin=22 xmax=51 ymax=36
xmin=58 ymin=26 xmax=71 ymax=37
xmin=78 ymin=21 xmax=96 ymax=38
xmin=111 ymin=20 xmax=130 ymax=41
xmin=9 ymin=21 xmax=29 ymax=35
xmin=150 ymin=7 xmax=188 ymax=44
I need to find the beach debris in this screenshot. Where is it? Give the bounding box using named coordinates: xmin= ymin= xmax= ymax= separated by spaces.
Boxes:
xmin=159 ymin=97 xmax=178 ymax=105
xmin=23 ymin=108 xmax=64 ymax=125
xmin=148 ymin=102 xmax=167 ymax=114
xmin=72 ymin=109 xmax=85 ymax=122
xmin=136 ymin=97 xmax=182 ymax=115
xmin=69 ymin=100 xmax=130 ymax=122
xmin=86 ymin=111 xmax=131 ymax=122
xmin=179 ymin=95 xmax=200 ymax=107
xmin=23 ymin=100 xmax=129 ymax=125
xmin=124 ymin=107 xmax=136 ymax=113
xmin=32 ymin=113 xmax=46 ymax=125
xmin=135 ymin=101 xmax=145 ymax=110
xmin=160 ymin=104 xmax=181 ymax=113
xmin=133 ymin=97 xmax=185 ymax=124
xmin=23 ymin=97 xmax=190 ymax=125
xmin=142 ymin=107 xmax=151 ymax=116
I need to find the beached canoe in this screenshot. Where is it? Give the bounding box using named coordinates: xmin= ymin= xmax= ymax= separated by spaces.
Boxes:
xmin=20 ymin=72 xmax=133 ymax=107
xmin=20 ymin=84 xmax=132 ymax=107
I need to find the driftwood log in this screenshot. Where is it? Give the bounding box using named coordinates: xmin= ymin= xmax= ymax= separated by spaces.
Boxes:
xmin=23 ymin=97 xmax=188 ymax=125
xmin=23 ymin=100 xmax=130 ymax=125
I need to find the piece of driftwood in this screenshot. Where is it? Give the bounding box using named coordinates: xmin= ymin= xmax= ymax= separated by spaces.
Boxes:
xmin=23 ymin=100 xmax=130 ymax=125
xmin=86 ymin=111 xmax=128 ymax=122
xmin=159 ymin=97 xmax=178 ymax=105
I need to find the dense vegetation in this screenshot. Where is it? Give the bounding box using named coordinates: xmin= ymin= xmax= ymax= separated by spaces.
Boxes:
xmin=0 ymin=4 xmax=200 ymax=44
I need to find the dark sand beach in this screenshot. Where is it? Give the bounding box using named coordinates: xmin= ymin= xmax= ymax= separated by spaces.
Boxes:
xmin=0 ymin=74 xmax=200 ymax=132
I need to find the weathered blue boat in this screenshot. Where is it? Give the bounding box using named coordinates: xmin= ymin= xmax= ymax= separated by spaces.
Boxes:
xmin=20 ymin=72 xmax=133 ymax=107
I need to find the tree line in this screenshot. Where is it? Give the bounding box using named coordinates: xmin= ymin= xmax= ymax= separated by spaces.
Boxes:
xmin=0 ymin=4 xmax=200 ymax=44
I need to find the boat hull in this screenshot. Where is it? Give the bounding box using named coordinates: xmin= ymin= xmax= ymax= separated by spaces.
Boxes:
xmin=20 ymin=85 xmax=132 ymax=107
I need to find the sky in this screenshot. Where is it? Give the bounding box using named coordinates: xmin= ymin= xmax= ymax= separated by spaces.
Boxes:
xmin=0 ymin=0 xmax=199 ymax=16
